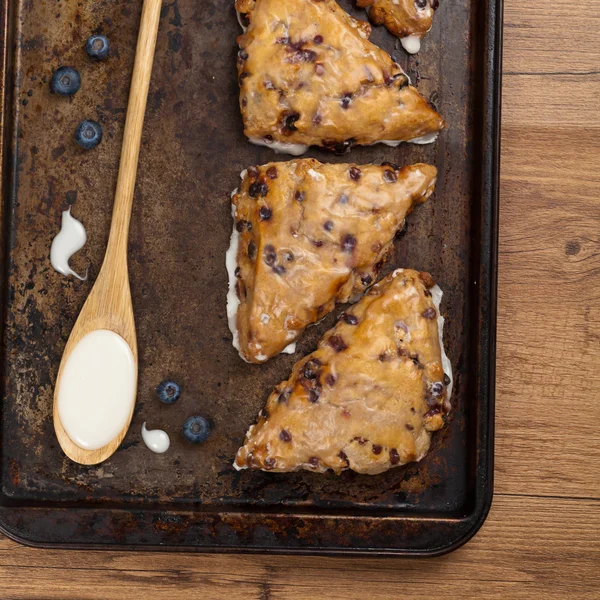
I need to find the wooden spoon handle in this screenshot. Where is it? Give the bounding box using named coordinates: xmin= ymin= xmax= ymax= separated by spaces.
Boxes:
xmin=106 ymin=0 xmax=163 ymax=261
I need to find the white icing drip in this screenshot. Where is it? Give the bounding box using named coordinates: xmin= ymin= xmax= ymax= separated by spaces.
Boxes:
xmin=392 ymin=64 xmax=411 ymax=85
xmin=376 ymin=132 xmax=438 ymax=148
xmin=235 ymin=9 xmax=247 ymax=31
xmin=141 ymin=422 xmax=170 ymax=454
xmin=281 ymin=342 xmax=296 ymax=354
xmin=50 ymin=207 xmax=88 ymax=280
xmin=248 ymin=126 xmax=436 ymax=155
xmin=226 ymin=205 xmax=245 ymax=359
xmin=430 ymin=284 xmax=453 ymax=401
xmin=248 ymin=137 xmax=309 ymax=156
xmin=409 ymin=132 xmax=439 ymax=144
xmin=401 ymin=35 xmax=421 ymax=55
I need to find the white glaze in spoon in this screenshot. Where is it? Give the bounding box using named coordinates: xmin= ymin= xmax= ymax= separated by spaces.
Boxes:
xmin=50 ymin=207 xmax=88 ymax=280
xmin=57 ymin=330 xmax=136 ymax=450
xmin=141 ymin=422 xmax=170 ymax=453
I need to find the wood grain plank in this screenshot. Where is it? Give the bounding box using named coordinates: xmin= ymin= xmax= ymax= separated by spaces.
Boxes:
xmin=503 ymin=0 xmax=600 ymax=74
xmin=495 ymin=0 xmax=600 ymax=500
xmin=0 ymin=496 xmax=598 ymax=599
xmin=496 ymin=199 xmax=600 ymax=492
xmin=502 ymin=74 xmax=600 ymax=128
xmin=497 ymin=85 xmax=600 ymax=498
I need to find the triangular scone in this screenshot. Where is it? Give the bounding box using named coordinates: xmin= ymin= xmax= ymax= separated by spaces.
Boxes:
xmin=227 ymin=159 xmax=437 ymax=363
xmin=234 ymin=269 xmax=452 ymax=474
xmin=235 ymin=0 xmax=444 ymax=155
xmin=357 ymin=0 xmax=439 ymax=54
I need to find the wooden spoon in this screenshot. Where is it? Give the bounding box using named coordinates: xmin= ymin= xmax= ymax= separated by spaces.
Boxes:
xmin=53 ymin=0 xmax=162 ymax=465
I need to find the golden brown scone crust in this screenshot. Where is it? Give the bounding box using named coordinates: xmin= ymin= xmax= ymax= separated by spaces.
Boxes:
xmin=357 ymin=0 xmax=438 ymax=41
xmin=231 ymin=159 xmax=437 ymax=363
xmin=235 ymin=0 xmax=444 ymax=152
xmin=234 ymin=269 xmax=451 ymax=474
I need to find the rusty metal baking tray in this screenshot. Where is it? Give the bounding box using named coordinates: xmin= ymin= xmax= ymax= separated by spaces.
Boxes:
xmin=0 ymin=0 xmax=500 ymax=556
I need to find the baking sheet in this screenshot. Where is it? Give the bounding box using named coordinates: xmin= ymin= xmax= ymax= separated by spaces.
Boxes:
xmin=0 ymin=0 xmax=500 ymax=554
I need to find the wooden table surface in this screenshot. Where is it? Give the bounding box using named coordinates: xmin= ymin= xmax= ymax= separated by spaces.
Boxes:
xmin=2 ymin=0 xmax=599 ymax=598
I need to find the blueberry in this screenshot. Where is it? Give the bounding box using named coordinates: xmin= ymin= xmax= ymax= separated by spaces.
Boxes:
xmin=85 ymin=34 xmax=110 ymax=60
xmin=183 ymin=415 xmax=211 ymax=443
xmin=74 ymin=120 xmax=103 ymax=150
xmin=156 ymin=380 xmax=181 ymax=404
xmin=50 ymin=66 xmax=81 ymax=96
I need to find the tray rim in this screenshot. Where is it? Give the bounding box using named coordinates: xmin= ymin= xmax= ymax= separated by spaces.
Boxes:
xmin=0 ymin=0 xmax=501 ymax=556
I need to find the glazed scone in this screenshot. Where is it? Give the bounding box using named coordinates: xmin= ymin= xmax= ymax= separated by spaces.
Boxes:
xmin=227 ymin=159 xmax=437 ymax=363
xmin=235 ymin=0 xmax=445 ymax=155
xmin=234 ymin=269 xmax=452 ymax=474
xmin=357 ymin=0 xmax=439 ymax=54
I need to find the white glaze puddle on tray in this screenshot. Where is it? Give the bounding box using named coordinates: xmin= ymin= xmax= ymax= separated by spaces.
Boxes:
xmin=50 ymin=207 xmax=88 ymax=280
xmin=141 ymin=422 xmax=170 ymax=454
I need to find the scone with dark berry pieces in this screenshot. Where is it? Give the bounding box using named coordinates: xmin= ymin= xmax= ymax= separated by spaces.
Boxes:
xmin=227 ymin=159 xmax=437 ymax=363
xmin=235 ymin=0 xmax=444 ymax=155
xmin=357 ymin=0 xmax=440 ymax=54
xmin=234 ymin=269 xmax=452 ymax=474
